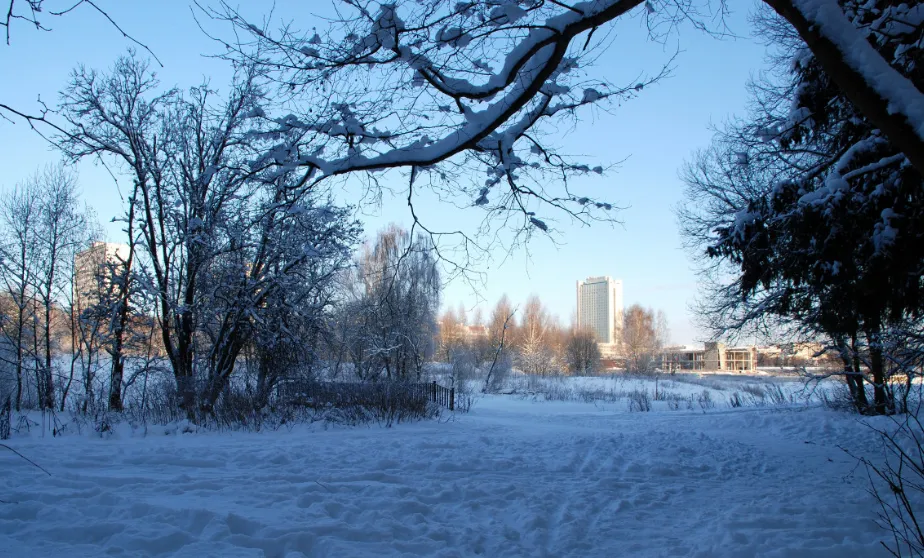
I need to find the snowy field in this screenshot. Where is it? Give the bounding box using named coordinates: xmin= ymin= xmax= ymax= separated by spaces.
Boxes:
xmin=0 ymin=375 xmax=897 ymax=557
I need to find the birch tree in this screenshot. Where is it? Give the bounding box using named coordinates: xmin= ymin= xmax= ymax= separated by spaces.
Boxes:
xmin=0 ymin=181 xmax=41 ymax=410
xmin=351 ymin=225 xmax=441 ymax=381
xmin=31 ymin=164 xmax=95 ymax=410
xmin=0 ymin=165 xmax=93 ymax=411
xmin=622 ymin=305 xmax=666 ymax=373
xmin=516 ymin=295 xmax=557 ymax=376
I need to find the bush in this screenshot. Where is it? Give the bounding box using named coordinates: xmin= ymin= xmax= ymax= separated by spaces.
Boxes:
xmin=728 ymin=392 xmax=743 ymax=408
xmin=696 ymin=390 xmax=715 ymax=411
xmin=628 ymin=389 xmax=651 ymax=412
xmin=278 ymin=380 xmax=441 ymax=427
xmin=821 ymin=383 xmax=863 ymax=413
xmin=765 ymin=384 xmax=788 ymax=405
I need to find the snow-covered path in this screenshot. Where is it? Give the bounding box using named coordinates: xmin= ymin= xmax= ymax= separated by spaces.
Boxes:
xmin=0 ymin=398 xmax=888 ymax=557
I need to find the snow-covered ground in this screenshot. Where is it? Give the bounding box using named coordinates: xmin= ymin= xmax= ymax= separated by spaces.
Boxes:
xmin=0 ymin=377 xmax=895 ymax=557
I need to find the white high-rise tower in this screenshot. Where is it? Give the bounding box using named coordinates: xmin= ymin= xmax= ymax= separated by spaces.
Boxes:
xmin=576 ymin=276 xmax=624 ymax=347
xmin=73 ymin=241 xmax=131 ymax=313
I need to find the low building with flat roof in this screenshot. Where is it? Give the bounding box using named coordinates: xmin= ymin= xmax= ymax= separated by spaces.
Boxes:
xmin=658 ymin=342 xmax=757 ymax=373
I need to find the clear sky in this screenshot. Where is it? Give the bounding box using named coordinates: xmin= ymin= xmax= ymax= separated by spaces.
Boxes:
xmin=0 ymin=0 xmax=770 ymax=345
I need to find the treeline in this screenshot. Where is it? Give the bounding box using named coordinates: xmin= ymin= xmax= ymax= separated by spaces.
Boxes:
xmin=0 ymin=162 xmax=445 ymax=418
xmin=0 ymin=159 xmax=672 ymax=419
xmin=435 ymin=295 xmax=670 ymax=381
xmin=436 ymin=295 xmax=597 ymax=382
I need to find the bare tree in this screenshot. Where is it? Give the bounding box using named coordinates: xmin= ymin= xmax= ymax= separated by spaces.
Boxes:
xmin=348 ymin=225 xmax=441 ymax=381
xmin=516 ymin=294 xmax=558 ymax=377
xmin=0 ymin=181 xmax=41 ymax=410
xmin=30 ymin=164 xmax=95 ymax=410
xmin=247 ymin=200 xmax=360 ymax=409
xmin=56 ymin=53 xmax=365 ymax=416
xmin=1 ymin=0 xmax=156 ymax=52
xmin=437 ymin=304 xmax=468 ymax=362
xmin=566 ymin=328 xmax=601 ymax=375
xmin=482 ymin=294 xmax=516 ymax=392
xmin=73 ymin=237 xmax=144 ymax=412
xmin=622 ymin=305 xmax=666 ymax=373
xmin=8 ymin=0 xmax=919 ymax=180
xmin=0 ymin=165 xmax=94 ymax=411
xmin=201 ymin=0 xmax=922 ymax=194
xmin=1 ymin=0 xmax=161 ymax=132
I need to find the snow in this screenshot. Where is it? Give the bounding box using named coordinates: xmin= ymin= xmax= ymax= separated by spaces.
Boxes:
xmin=437 ymin=27 xmax=473 ymax=48
xmin=581 ymin=88 xmax=602 ymax=103
xmin=873 ymin=207 xmax=899 ymax=252
xmin=791 ymin=0 xmax=924 ymax=141
xmin=0 ymin=377 xmax=892 ymax=557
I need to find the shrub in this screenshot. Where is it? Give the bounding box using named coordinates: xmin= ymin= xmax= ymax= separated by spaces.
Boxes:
xmin=728 ymin=392 xmax=743 ymax=408
xmin=628 ymin=389 xmax=651 ymax=412
xmin=696 ymin=390 xmax=715 ymax=411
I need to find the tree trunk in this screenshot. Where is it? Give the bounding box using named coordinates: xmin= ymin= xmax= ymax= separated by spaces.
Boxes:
xmin=60 ymin=354 xmax=76 ymax=412
xmin=866 ymin=329 xmax=889 ymax=415
xmin=33 ymin=313 xmax=46 ymax=409
xmin=762 ymin=0 xmax=924 ymax=177
xmin=255 ymin=351 xmax=272 ymax=411
xmin=42 ymin=367 xmax=55 ymax=410
xmin=202 ymin=340 xmax=246 ymax=412
xmin=176 ymin=372 xmax=197 ymax=419
xmin=168 ymin=318 xmax=198 ymax=419
xmin=109 ymin=227 xmax=134 ymax=412
xmin=108 ymin=297 xmax=129 ymax=412
xmin=15 ymin=359 xmax=22 ymax=412
xmin=108 ymin=355 xmax=125 ymax=412
xmin=849 ymin=332 xmax=868 ymax=411
xmin=167 ymin=308 xmax=197 ymax=418
xmin=43 ymin=297 xmax=55 ymax=411
xmin=14 ymin=318 xmax=23 ymax=412
xmin=61 ymin=304 xmax=79 ymax=412
xmin=82 ymin=348 xmax=94 ymax=414
xmin=836 ymin=335 xmax=867 ymax=412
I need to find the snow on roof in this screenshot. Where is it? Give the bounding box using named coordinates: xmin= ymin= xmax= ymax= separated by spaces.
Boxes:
xmin=663 ymin=345 xmax=704 ymax=353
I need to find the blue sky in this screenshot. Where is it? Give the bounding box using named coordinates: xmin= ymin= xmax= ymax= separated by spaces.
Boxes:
xmin=0 ymin=0 xmax=770 ymax=344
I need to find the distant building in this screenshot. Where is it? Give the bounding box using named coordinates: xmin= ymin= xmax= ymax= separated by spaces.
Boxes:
xmin=659 ymin=342 xmax=757 ymax=372
xmin=756 ymin=342 xmax=830 ymax=367
xmin=659 ymin=345 xmax=707 ymax=371
xmin=463 ymin=324 xmax=489 ymax=339
xmin=576 ymin=276 xmax=623 ymax=352
xmin=73 ymin=241 xmax=130 ymax=313
xmin=435 ymin=321 xmax=488 ymax=352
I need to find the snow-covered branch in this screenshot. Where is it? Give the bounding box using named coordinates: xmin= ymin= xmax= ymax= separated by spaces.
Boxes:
xmin=198 ymin=0 xmax=677 ymax=240
xmin=762 ymin=0 xmax=924 ymax=175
